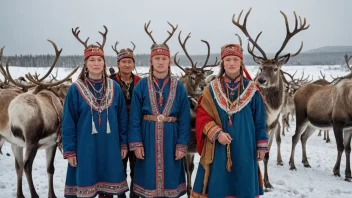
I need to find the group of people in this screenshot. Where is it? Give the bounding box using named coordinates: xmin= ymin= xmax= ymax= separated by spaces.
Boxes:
xmin=61 ymin=24 xmax=269 ymax=198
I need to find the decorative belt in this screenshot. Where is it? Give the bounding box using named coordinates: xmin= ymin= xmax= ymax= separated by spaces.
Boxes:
xmin=143 ymin=114 xmax=177 ymax=123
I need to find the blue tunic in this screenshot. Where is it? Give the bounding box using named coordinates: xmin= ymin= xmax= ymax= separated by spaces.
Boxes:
xmin=62 ymin=78 xmax=129 ymax=198
xmin=192 ymin=78 xmax=268 ymax=198
xmin=128 ymin=76 xmax=191 ymax=198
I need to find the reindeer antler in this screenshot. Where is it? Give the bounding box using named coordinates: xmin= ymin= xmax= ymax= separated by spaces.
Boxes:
xmin=131 ymin=41 xmax=136 ymax=52
xmin=319 ymin=70 xmax=326 ymax=79
xmin=232 ymin=8 xmax=267 ymax=60
xmin=111 ymin=41 xmax=119 ymax=55
xmin=26 ymin=66 xmax=79 ymax=87
xmin=173 ymin=52 xmax=186 ymax=73
xmin=38 ymin=40 xmax=62 ymax=82
xmin=96 ymin=25 xmax=108 ymax=49
xmin=275 ymin=11 xmax=310 ymax=60
xmin=144 ymin=21 xmax=156 ymax=44
xmin=344 ymin=54 xmax=352 ymax=70
xmin=201 ymin=40 xmax=220 ymax=70
xmin=72 ymin=27 xmax=89 ymax=49
xmin=235 ymin=33 xmax=243 ymax=48
xmin=163 ymin=22 xmax=178 ymax=44
xmin=177 ymin=31 xmax=195 ymax=68
xmin=2 ymin=59 xmax=36 ymax=91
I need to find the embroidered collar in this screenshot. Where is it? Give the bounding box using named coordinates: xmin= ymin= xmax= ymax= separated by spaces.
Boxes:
xmin=74 ymin=78 xmax=115 ymax=112
xmin=87 ymin=77 xmax=103 ymax=84
xmin=211 ymin=78 xmax=257 ymax=115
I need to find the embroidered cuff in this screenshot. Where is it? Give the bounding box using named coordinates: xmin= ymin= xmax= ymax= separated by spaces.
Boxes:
xmin=203 ymin=121 xmax=217 ymax=135
xmin=176 ymin=144 xmax=188 ymax=153
xmin=120 ymin=144 xmax=128 ymax=150
xmin=212 ymin=131 xmax=222 ymax=143
xmin=207 ymin=125 xmax=222 ymax=143
xmin=63 ymin=151 xmax=76 ymax=159
xmin=129 ymin=142 xmax=143 ymax=151
xmin=257 ymin=140 xmax=269 ymax=151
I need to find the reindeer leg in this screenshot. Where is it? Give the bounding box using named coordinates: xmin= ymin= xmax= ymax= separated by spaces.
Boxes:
xmin=326 ymin=130 xmax=331 ymax=143
xmin=286 ymin=113 xmax=290 ymax=132
xmin=289 ymin=120 xmax=308 ymax=171
xmin=344 ymin=130 xmax=352 ymax=181
xmin=23 ymin=145 xmax=39 ymax=198
xmin=46 ymin=145 xmax=57 ymax=198
xmin=333 ymin=124 xmax=344 ymax=177
xmin=318 ymin=130 xmax=322 ymax=137
xmin=263 ymin=152 xmax=273 ymax=191
xmin=264 ymin=131 xmax=274 ymax=190
xmin=184 ymin=153 xmax=194 ymax=197
xmin=11 ymin=144 xmax=25 ymax=198
xmin=281 ymin=115 xmax=286 ymax=136
xmin=300 ymin=126 xmax=315 ymax=168
xmin=275 ymin=123 xmax=283 ymax=166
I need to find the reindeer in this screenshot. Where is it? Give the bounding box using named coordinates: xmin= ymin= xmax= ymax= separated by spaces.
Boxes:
xmin=281 ymin=71 xmax=312 ymax=136
xmin=289 ymin=54 xmax=352 ymax=181
xmin=315 ymin=71 xmax=331 ymax=142
xmin=232 ymin=8 xmax=309 ymax=190
xmin=0 ymin=40 xmax=78 ymax=198
xmin=173 ymin=31 xmax=219 ymax=197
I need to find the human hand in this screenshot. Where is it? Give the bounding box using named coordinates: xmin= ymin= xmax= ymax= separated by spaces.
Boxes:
xmin=175 ymin=150 xmax=186 ymax=160
xmin=257 ymin=149 xmax=267 ymax=161
xmin=68 ymin=156 xmax=77 ymax=167
xmin=121 ymin=149 xmax=127 ymax=159
xmin=134 ymin=147 xmax=145 ymax=160
xmin=218 ymin=132 xmax=232 ymax=145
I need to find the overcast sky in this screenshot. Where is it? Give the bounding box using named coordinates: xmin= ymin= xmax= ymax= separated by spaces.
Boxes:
xmin=1 ymin=0 xmax=351 ymax=57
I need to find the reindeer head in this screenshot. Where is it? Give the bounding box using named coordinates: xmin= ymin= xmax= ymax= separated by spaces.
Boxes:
xmin=174 ymin=31 xmax=219 ymax=96
xmin=232 ymin=8 xmax=309 ymax=89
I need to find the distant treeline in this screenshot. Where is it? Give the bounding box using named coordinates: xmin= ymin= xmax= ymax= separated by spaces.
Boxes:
xmin=2 ymin=51 xmax=352 ymax=68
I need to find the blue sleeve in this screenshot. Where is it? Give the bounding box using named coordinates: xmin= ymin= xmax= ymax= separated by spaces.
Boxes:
xmin=250 ymin=91 xmax=268 ymax=150
xmin=176 ymin=82 xmax=191 ymax=153
xmin=62 ymin=84 xmax=80 ymax=159
xmin=115 ymin=82 xmax=128 ymax=149
xmin=128 ymin=78 xmax=144 ymax=151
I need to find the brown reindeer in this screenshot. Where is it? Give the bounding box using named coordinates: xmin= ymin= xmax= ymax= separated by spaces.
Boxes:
xmin=173 ymin=31 xmax=219 ymax=197
xmin=289 ymin=54 xmax=352 ymax=181
xmin=0 ymin=40 xmax=78 ymax=198
xmin=232 ymin=8 xmax=309 ymax=190
xmin=315 ymin=71 xmax=331 ymax=142
xmin=281 ymin=71 xmax=312 ymax=136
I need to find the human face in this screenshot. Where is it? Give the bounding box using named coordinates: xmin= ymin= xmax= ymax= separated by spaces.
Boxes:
xmin=223 ymin=55 xmax=241 ymax=78
xmin=118 ymin=58 xmax=135 ymax=75
xmin=151 ymin=55 xmax=171 ymax=75
xmin=86 ymin=56 xmax=105 ymax=79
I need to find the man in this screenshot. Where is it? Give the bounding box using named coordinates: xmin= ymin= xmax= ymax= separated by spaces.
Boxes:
xmin=110 ymin=43 xmax=140 ymax=198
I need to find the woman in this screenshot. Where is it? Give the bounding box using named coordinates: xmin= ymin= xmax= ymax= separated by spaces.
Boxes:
xmin=62 ymin=39 xmax=129 ymax=197
xmin=191 ymin=43 xmax=269 ymax=198
xmin=128 ymin=21 xmax=190 ymax=198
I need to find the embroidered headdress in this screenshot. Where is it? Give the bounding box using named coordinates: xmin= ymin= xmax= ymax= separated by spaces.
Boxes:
xmin=112 ymin=41 xmax=136 ymax=62
xmin=144 ymin=20 xmax=178 ymax=65
xmin=72 ymin=25 xmax=112 ymax=135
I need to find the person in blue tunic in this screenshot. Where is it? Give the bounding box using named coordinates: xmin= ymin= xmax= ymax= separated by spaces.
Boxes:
xmin=191 ymin=44 xmax=269 ymax=198
xmin=128 ymin=21 xmax=190 ymax=198
xmin=62 ymin=31 xmax=129 ymax=198
xmin=110 ymin=43 xmax=141 ymax=198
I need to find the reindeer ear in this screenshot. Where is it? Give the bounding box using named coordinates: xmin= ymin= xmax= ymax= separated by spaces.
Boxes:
xmin=277 ymin=54 xmax=291 ymax=67
xmin=253 ymin=57 xmax=262 ymax=65
xmin=203 ymin=70 xmax=214 ymax=76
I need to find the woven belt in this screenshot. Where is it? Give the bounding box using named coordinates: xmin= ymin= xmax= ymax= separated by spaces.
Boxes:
xmin=143 ymin=114 xmax=177 ymax=123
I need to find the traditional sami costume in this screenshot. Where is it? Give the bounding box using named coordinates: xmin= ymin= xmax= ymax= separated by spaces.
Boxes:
xmin=191 ymin=44 xmax=268 ymax=198
xmin=62 ymin=45 xmax=129 ymax=198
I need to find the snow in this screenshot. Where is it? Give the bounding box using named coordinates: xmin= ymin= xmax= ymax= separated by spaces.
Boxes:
xmin=0 ymin=65 xmax=351 ymax=198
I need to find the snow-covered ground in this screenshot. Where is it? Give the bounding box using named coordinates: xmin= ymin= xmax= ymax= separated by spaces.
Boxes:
xmin=1 ymin=65 xmax=352 ymax=198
